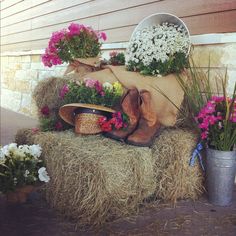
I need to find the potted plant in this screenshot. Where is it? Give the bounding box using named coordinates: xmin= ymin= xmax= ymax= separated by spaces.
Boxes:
xmin=58 ymin=79 xmax=126 ymax=134
xmin=196 ymin=84 xmax=236 ymax=206
xmin=0 ymin=143 xmax=50 ymax=203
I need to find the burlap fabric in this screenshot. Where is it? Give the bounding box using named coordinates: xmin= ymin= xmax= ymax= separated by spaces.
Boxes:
xmin=65 ymin=60 xmax=185 ymax=126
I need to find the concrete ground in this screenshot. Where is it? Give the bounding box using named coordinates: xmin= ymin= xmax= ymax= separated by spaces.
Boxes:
xmin=0 ymin=107 xmax=236 ymax=236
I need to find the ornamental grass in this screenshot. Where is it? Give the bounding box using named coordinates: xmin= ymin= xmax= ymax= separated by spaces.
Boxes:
xmin=15 ymin=128 xmax=204 ymax=228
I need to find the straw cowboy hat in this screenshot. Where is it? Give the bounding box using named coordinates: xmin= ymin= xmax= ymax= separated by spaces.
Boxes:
xmin=59 ymin=103 xmax=115 ymax=134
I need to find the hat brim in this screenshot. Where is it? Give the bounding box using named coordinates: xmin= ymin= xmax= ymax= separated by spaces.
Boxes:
xmin=59 ymin=103 xmax=115 ymax=126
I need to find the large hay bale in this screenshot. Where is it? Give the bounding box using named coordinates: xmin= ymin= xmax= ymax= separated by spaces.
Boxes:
xmin=15 ymin=128 xmax=204 ymax=227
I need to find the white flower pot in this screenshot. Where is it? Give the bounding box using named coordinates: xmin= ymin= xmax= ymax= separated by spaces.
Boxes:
xmin=130 ymin=13 xmax=191 ymax=55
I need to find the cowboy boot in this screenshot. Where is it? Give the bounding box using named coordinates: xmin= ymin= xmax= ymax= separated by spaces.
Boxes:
xmin=126 ymin=90 xmax=161 ymax=147
xmin=104 ymin=87 xmax=140 ymax=141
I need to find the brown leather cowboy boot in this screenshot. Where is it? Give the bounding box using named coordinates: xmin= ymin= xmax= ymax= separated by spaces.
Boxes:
xmin=104 ymin=87 xmax=140 ymax=141
xmin=126 ymin=90 xmax=161 ymax=147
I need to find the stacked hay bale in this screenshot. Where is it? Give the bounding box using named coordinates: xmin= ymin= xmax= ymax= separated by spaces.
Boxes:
xmin=16 ymin=127 xmax=204 ymax=227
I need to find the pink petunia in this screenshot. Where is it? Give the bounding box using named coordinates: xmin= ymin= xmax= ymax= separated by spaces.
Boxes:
xmin=201 ymin=131 xmax=208 ymax=140
xmin=60 ymin=84 xmax=69 ymax=99
xmin=68 ymin=23 xmax=81 ymax=37
xmin=99 ymin=32 xmax=107 ymax=41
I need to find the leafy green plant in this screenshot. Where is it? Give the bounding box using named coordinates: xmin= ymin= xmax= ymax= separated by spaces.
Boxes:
xmin=62 ymin=79 xmax=124 ymax=108
xmin=0 ymin=144 xmax=49 ymax=193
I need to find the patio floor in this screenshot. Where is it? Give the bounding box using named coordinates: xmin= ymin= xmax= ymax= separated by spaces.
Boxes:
xmin=0 ymin=107 xmax=236 ymax=236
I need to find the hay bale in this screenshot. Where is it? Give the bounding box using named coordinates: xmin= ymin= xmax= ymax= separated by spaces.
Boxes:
xmin=152 ymin=128 xmax=204 ymax=203
xmin=32 ymin=77 xmax=67 ymax=111
xmin=15 ymin=128 xmax=204 ymax=227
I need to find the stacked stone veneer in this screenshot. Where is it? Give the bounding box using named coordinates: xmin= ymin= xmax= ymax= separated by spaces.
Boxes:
xmin=1 ymin=55 xmax=67 ymax=118
xmin=1 ymin=43 xmax=236 ymax=118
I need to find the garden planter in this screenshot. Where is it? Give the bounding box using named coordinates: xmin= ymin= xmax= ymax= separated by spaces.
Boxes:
xmin=6 ymin=185 xmax=35 ymax=204
xmin=206 ymin=148 xmax=236 ymax=206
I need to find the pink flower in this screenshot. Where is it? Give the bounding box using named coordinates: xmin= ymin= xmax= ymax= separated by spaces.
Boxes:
xmin=199 ymin=121 xmax=209 ymax=130
xmin=50 ymin=30 xmax=66 ymax=45
xmin=99 ymin=32 xmax=107 ymax=41
xmin=94 ymin=81 xmax=103 ymax=93
xmin=60 ymin=84 xmax=69 ymax=99
xmin=109 ymin=51 xmax=118 ymax=57
xmin=84 ymin=78 xmax=97 ymax=88
xmin=55 ymin=121 xmax=63 ymax=131
xmin=68 ymin=23 xmax=81 ymax=37
xmin=40 ymin=106 xmax=50 ymax=116
xmin=31 ymin=127 xmax=40 ymax=134
xmin=201 ymin=131 xmax=208 ymax=140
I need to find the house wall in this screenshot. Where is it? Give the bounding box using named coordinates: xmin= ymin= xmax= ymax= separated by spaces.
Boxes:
xmin=1 ymin=0 xmax=236 ymax=117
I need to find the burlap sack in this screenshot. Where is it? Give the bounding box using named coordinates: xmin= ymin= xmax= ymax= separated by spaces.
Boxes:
xmin=65 ymin=62 xmax=185 ymax=126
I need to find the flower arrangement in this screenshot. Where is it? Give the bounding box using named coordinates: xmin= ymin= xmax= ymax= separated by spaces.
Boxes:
xmin=196 ymin=91 xmax=236 ymax=151
xmin=42 ymin=22 xmax=107 ymax=67
xmin=108 ymin=51 xmax=125 ymax=66
xmin=98 ymin=111 xmax=129 ymax=132
xmin=0 ymin=143 xmax=50 ymax=193
xmin=126 ymin=22 xmax=190 ymax=76
xmin=61 ymin=79 xmax=124 ymax=108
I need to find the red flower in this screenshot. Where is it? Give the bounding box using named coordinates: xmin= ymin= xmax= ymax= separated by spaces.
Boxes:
xmin=40 ymin=106 xmax=50 ymax=116
xmin=55 ymin=121 xmax=63 ymax=131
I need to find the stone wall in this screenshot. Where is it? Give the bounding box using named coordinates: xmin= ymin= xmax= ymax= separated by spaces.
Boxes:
xmin=1 ymin=43 xmax=236 ymax=118
xmin=1 ymin=55 xmax=67 ymax=118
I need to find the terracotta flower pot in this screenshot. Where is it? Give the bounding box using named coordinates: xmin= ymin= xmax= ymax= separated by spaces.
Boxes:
xmin=6 ymin=185 xmax=35 ymax=204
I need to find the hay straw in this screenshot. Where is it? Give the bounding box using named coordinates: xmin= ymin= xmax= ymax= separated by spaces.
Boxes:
xmin=152 ymin=128 xmax=204 ymax=203
xmin=32 ymin=76 xmax=68 ymax=111
xmin=15 ymin=128 xmax=204 ymax=227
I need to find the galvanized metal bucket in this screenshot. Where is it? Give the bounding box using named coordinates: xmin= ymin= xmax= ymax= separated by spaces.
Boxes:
xmin=206 ymin=148 xmax=236 ymax=206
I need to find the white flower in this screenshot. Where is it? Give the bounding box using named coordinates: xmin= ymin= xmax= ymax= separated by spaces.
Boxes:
xmin=29 ymin=144 xmax=42 ymax=158
xmin=24 ymin=170 xmax=30 ymax=178
xmin=38 ymin=167 xmax=50 ymax=183
xmin=125 ymin=22 xmax=190 ymax=76
xmin=1 ymin=145 xmax=10 ymax=156
xmin=102 ymin=82 xmax=113 ymax=90
xmin=0 ymin=149 xmax=5 ymax=161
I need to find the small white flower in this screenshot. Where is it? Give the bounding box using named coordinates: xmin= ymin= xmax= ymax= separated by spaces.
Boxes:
xmin=0 ymin=149 xmax=5 ymax=161
xmin=29 ymin=144 xmax=42 ymax=158
xmin=38 ymin=167 xmax=50 ymax=183
xmin=24 ymin=170 xmax=30 ymax=178
xmin=13 ymin=177 xmax=17 ymax=185
xmin=1 ymin=145 xmax=10 ymax=156
xmin=102 ymin=82 xmax=113 ymax=90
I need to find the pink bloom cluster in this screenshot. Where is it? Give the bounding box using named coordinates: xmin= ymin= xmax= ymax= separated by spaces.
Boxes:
xmin=42 ymin=23 xmax=107 ymax=67
xmin=98 ymin=112 xmax=128 ymax=132
xmin=196 ymin=96 xmax=236 ymax=140
xmin=84 ymin=79 xmax=104 ymax=96
xmin=59 ymin=85 xmax=69 ymax=99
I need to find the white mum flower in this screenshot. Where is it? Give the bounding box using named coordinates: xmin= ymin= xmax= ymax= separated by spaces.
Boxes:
xmin=29 ymin=144 xmax=42 ymax=158
xmin=24 ymin=170 xmax=30 ymax=178
xmin=102 ymin=82 xmax=113 ymax=90
xmin=38 ymin=167 xmax=50 ymax=182
xmin=1 ymin=145 xmax=10 ymax=157
xmin=0 ymin=149 xmax=5 ymax=161
xmin=8 ymin=143 xmax=17 ymax=151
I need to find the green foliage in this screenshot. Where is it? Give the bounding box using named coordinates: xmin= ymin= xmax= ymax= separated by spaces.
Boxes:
xmin=126 ymin=52 xmax=188 ymax=76
xmin=109 ymin=52 xmax=126 ymax=65
xmin=57 ymin=31 xmax=101 ymax=63
xmin=63 ymin=81 xmax=122 ymax=108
